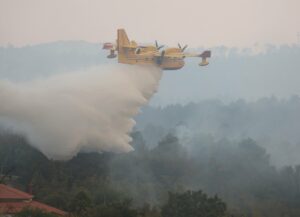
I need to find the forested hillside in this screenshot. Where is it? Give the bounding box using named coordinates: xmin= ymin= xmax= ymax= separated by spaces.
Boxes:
xmin=1 ymin=42 xmax=300 ymax=216
xmin=136 ymin=96 xmax=300 ymax=167
xmin=1 ymin=129 xmax=300 ymax=217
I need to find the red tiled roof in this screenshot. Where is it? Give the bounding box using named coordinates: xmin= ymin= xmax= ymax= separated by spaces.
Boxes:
xmin=0 ymin=201 xmax=67 ymax=216
xmin=31 ymin=201 xmax=67 ymax=216
xmin=0 ymin=184 xmax=33 ymax=200
xmin=0 ymin=184 xmax=67 ymax=216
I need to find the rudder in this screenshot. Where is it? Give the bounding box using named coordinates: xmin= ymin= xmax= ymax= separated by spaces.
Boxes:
xmin=117 ymin=29 xmax=130 ymax=50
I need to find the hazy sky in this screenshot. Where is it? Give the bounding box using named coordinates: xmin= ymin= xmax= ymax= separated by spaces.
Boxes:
xmin=0 ymin=0 xmax=300 ymax=47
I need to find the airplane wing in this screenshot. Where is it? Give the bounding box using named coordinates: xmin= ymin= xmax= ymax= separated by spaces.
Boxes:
xmin=153 ymin=50 xmax=211 ymax=58
xmin=155 ymin=50 xmax=211 ymax=66
xmin=183 ymin=50 xmax=211 ymax=58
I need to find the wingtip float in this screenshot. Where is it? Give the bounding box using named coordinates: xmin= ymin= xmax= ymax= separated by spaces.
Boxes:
xmin=103 ymin=29 xmax=211 ymax=70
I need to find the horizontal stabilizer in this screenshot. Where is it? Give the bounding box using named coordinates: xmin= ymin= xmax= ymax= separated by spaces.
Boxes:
xmin=103 ymin=42 xmax=114 ymax=50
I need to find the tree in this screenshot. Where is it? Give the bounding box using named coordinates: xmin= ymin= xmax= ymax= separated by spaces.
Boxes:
xmin=92 ymin=199 xmax=138 ymax=217
xmin=69 ymin=191 xmax=92 ymax=216
xmin=161 ymin=190 xmax=227 ymax=217
xmin=15 ymin=208 xmax=58 ymax=217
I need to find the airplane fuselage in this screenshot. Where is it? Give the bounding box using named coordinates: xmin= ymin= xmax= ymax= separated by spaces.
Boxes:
xmin=118 ymin=48 xmax=185 ymax=70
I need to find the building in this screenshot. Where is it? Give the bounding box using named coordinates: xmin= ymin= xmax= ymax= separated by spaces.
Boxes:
xmin=0 ymin=184 xmax=67 ymax=216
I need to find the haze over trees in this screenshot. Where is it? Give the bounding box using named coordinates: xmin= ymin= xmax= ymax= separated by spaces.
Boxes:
xmin=1 ymin=123 xmax=300 ymax=216
xmin=1 ymin=42 xmax=300 ymax=216
xmin=135 ymin=96 xmax=300 ymax=166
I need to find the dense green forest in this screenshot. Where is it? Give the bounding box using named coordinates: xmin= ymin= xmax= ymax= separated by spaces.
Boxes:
xmin=1 ymin=126 xmax=300 ymax=216
xmin=136 ymin=96 xmax=300 ymax=167
xmin=1 ymin=98 xmax=300 ymax=216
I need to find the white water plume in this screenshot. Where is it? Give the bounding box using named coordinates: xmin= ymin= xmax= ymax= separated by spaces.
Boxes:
xmin=0 ymin=65 xmax=162 ymax=159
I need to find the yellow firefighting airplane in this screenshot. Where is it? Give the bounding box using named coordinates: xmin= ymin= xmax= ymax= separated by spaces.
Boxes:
xmin=103 ymin=29 xmax=211 ymax=70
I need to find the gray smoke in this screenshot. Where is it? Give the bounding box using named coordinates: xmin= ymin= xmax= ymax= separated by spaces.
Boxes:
xmin=0 ymin=65 xmax=162 ymax=159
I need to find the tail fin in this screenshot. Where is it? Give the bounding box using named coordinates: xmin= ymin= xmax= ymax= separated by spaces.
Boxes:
xmin=117 ymin=29 xmax=135 ymax=63
xmin=117 ymin=29 xmax=130 ymax=50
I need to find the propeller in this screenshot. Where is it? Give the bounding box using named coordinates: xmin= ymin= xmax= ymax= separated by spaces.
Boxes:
xmin=155 ymin=40 xmax=164 ymax=50
xmin=156 ymin=50 xmax=165 ymax=65
xmin=136 ymin=48 xmax=141 ymax=54
xmin=178 ymin=43 xmax=188 ymax=52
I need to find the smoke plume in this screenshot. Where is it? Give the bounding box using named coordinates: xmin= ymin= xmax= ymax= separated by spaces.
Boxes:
xmin=0 ymin=65 xmax=162 ymax=159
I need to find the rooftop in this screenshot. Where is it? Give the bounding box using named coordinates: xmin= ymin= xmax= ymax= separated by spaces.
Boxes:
xmin=0 ymin=184 xmax=33 ymax=200
xmin=0 ymin=184 xmax=67 ymax=216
